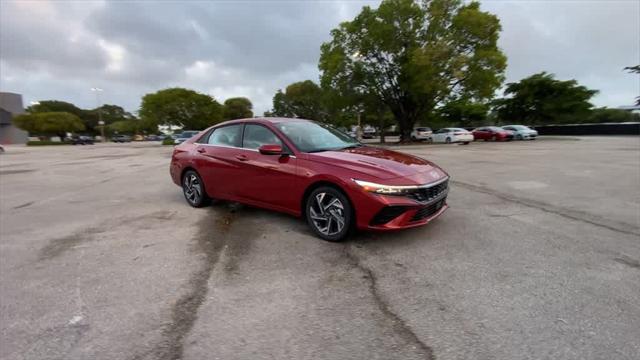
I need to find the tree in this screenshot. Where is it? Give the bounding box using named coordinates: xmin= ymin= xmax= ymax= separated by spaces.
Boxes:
xmin=26 ymin=100 xmax=137 ymax=135
xmin=82 ymin=104 xmax=138 ymax=134
xmin=223 ymin=97 xmax=253 ymax=120
xmin=494 ymin=72 xmax=598 ymax=125
xmin=588 ymin=108 xmax=639 ymax=124
xmin=13 ymin=112 xmax=85 ymax=140
xmin=437 ymin=99 xmax=489 ymax=128
xmin=270 ymin=80 xmax=327 ymax=121
xmin=26 ymin=100 xmax=83 ymax=116
xmin=624 ymin=65 xmax=639 ymax=105
xmin=139 ymin=88 xmax=223 ymax=130
xmin=319 ymin=0 xmax=506 ymax=141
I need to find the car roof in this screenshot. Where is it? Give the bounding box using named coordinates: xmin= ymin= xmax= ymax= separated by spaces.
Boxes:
xmin=215 ymin=117 xmax=312 ymax=127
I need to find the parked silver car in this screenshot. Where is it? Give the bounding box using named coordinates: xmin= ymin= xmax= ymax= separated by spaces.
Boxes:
xmin=501 ymin=125 xmax=538 ymax=140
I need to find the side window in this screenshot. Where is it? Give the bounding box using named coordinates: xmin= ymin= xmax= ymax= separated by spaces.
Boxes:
xmin=243 ymin=124 xmax=283 ymax=150
xmin=207 ymin=124 xmax=242 ymax=147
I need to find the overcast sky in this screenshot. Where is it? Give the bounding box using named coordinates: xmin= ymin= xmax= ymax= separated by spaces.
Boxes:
xmin=1 ymin=0 xmax=638 ymax=116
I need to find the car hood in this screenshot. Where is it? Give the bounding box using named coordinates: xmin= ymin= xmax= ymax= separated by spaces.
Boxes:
xmin=307 ymin=146 xmax=447 ymax=181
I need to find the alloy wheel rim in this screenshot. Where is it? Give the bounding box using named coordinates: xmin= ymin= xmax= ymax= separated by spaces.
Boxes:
xmin=309 ymin=192 xmax=346 ymax=236
xmin=184 ymin=174 xmax=202 ymax=204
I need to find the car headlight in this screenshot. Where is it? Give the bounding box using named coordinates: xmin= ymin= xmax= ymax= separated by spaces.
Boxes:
xmin=352 ymin=179 xmax=419 ymax=195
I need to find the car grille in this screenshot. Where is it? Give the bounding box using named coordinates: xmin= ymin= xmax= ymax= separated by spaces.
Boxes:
xmin=411 ymin=198 xmax=446 ymax=222
xmin=370 ymin=206 xmax=407 ymax=226
xmin=407 ymin=179 xmax=449 ymax=203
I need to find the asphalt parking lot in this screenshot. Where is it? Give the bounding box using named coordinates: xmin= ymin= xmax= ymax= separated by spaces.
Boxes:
xmin=1 ymin=136 xmax=639 ymax=360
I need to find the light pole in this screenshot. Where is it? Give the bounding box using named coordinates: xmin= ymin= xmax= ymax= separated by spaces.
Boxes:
xmin=350 ymin=52 xmax=364 ymax=141
xmin=91 ymin=87 xmax=105 ymax=142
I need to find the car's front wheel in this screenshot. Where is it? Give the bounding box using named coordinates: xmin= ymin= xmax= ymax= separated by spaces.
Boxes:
xmin=182 ymin=170 xmax=210 ymax=208
xmin=305 ymin=186 xmax=352 ymax=242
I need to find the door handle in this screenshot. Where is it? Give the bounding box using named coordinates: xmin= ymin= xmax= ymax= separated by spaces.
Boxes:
xmin=197 ymin=148 xmax=206 ymax=153
xmin=235 ymin=154 xmax=248 ymax=161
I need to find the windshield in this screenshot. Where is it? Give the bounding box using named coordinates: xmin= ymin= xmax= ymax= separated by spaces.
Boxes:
xmin=274 ymin=121 xmax=360 ymax=153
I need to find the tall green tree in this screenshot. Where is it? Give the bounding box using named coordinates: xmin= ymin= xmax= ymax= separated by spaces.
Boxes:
xmin=223 ymin=97 xmax=253 ymax=120
xmin=271 ymin=80 xmax=327 ymax=121
xmin=319 ymin=0 xmax=506 ymax=141
xmin=13 ymin=112 xmax=85 ymax=140
xmin=82 ymin=104 xmax=137 ymax=134
xmin=624 ymin=65 xmax=639 ymax=105
xmin=494 ymin=72 xmax=598 ymax=125
xmin=26 ymin=100 xmax=83 ymax=116
xmin=437 ymin=99 xmax=489 ymax=128
xmin=139 ymin=88 xmax=223 ymax=130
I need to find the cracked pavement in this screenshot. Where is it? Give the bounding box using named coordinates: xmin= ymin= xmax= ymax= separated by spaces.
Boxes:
xmin=1 ymin=137 xmax=639 ymax=359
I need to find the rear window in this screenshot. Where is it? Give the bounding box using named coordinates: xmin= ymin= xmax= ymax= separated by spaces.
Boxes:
xmin=416 ymin=127 xmax=431 ymax=131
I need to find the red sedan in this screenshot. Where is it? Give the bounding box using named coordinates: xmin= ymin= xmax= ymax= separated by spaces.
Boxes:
xmin=472 ymin=126 xmax=514 ymax=141
xmin=170 ymin=118 xmax=449 ymax=241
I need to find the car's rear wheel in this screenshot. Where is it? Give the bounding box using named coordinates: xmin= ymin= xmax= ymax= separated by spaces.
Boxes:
xmin=182 ymin=170 xmax=210 ymax=208
xmin=516 ymin=134 xmax=523 ymax=140
xmin=305 ymin=186 xmax=352 ymax=242
xmin=445 ymin=137 xmax=452 ymax=144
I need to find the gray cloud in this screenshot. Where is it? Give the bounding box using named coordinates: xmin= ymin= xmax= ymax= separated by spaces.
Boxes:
xmin=1 ymin=0 xmax=638 ymax=116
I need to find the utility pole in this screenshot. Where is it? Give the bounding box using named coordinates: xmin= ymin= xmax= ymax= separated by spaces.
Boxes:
xmin=91 ymin=88 xmax=105 ymax=142
xmin=356 ymin=111 xmax=363 ymax=141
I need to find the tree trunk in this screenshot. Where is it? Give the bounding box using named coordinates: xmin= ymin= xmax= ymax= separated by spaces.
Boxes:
xmin=378 ymin=113 xmax=385 ymax=143
xmin=399 ymin=126 xmax=413 ymax=143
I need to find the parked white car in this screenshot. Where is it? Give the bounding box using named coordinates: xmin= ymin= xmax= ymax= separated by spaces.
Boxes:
xmin=431 ymin=128 xmax=474 ymax=144
xmin=501 ymin=125 xmax=538 ymax=140
xmin=410 ymin=127 xmax=433 ymax=141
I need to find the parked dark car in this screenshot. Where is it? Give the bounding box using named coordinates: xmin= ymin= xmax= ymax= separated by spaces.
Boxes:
xmin=71 ymin=135 xmax=95 ymax=145
xmin=112 ymin=135 xmax=132 ymax=143
xmin=145 ymin=135 xmax=163 ymax=141
xmin=170 ymin=118 xmax=450 ymax=242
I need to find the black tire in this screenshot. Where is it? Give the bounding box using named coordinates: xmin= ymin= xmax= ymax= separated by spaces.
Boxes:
xmin=411 ymin=136 xmax=416 ymax=141
xmin=182 ymin=170 xmax=210 ymax=208
xmin=462 ymin=141 xmax=470 ymax=145
xmin=516 ymin=134 xmax=523 ymax=140
xmin=445 ymin=137 xmax=451 ymax=144
xmin=305 ymin=186 xmax=353 ymax=242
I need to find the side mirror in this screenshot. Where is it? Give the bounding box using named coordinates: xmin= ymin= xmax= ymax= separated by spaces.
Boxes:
xmin=258 ymin=144 xmax=283 ymax=155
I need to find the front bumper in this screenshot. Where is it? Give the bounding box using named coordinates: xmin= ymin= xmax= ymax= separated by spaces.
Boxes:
xmin=453 ymin=135 xmax=474 ymax=142
xmin=348 ymin=180 xmax=449 ymax=231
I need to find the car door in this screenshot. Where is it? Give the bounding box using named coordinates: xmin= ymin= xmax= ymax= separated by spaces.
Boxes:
xmin=432 ymin=129 xmax=445 ymax=143
xmin=235 ymin=123 xmax=299 ymax=211
xmin=192 ymin=124 xmax=245 ymax=199
xmin=474 ymin=127 xmax=487 ymax=140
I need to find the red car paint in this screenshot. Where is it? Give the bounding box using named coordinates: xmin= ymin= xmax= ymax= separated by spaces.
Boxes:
xmin=170 ymin=118 xmax=449 ymax=231
xmin=472 ymin=127 xmax=514 ymax=141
